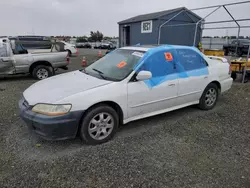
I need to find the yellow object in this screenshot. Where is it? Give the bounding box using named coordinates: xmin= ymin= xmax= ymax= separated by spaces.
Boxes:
xmin=231 ymin=58 xmax=250 ymax=72
xmin=204 ymin=49 xmax=224 ymax=57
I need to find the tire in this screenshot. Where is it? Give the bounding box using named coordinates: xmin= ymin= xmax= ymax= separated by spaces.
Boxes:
xmin=67 ymin=50 xmax=72 ymax=57
xmin=224 ymin=49 xmax=229 ymax=56
xmin=198 ymin=83 xmax=219 ymax=110
xmin=32 ymin=65 xmax=53 ymax=80
xmin=80 ymin=105 xmax=119 ymax=145
xmin=231 ymin=72 xmax=237 ymax=80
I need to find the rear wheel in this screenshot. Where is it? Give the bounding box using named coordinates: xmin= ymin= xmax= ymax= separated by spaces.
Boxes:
xmin=198 ymin=83 xmax=219 ymax=110
xmin=32 ymin=65 xmax=53 ymax=80
xmin=80 ymin=105 xmax=119 ymax=145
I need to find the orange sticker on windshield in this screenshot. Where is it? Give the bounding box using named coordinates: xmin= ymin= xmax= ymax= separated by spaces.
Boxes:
xmin=117 ymin=61 xmax=127 ymax=68
xmin=164 ymin=52 xmax=173 ymax=61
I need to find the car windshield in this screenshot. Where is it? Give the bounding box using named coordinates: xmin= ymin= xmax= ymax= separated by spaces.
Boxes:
xmin=84 ymin=49 xmax=145 ymax=81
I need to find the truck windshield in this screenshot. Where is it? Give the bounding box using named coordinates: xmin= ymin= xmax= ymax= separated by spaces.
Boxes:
xmin=84 ymin=49 xmax=145 ymax=81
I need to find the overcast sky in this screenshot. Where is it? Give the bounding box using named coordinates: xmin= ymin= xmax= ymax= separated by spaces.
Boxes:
xmin=0 ymin=0 xmax=249 ymax=37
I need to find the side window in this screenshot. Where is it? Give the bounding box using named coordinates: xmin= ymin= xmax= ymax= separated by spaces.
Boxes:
xmin=176 ymin=49 xmax=207 ymax=71
xmin=138 ymin=50 xmax=176 ymax=78
xmin=0 ymin=44 xmax=8 ymax=57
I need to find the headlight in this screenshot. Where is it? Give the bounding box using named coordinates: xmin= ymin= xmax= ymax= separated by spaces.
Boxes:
xmin=32 ymin=104 xmax=72 ymax=116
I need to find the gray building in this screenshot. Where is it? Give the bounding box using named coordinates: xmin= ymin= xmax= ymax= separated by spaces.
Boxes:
xmin=118 ymin=7 xmax=202 ymax=47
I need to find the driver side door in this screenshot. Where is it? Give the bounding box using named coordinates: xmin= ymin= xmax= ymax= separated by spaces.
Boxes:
xmin=127 ymin=49 xmax=178 ymax=121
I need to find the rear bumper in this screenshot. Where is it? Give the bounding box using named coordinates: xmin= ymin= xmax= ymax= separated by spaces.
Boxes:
xmin=19 ymin=98 xmax=83 ymax=140
xmin=221 ymin=77 xmax=233 ymax=93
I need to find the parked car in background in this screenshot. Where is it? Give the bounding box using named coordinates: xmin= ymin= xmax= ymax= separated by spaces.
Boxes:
xmin=223 ymin=39 xmax=250 ymax=56
xmin=19 ymin=45 xmax=232 ymax=145
xmin=76 ymin=43 xmax=92 ymax=49
xmin=60 ymin=41 xmax=78 ymax=56
xmin=94 ymin=42 xmax=116 ymax=50
xmin=0 ymin=38 xmax=69 ymax=80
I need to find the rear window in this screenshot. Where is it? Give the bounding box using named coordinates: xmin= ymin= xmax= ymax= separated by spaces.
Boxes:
xmin=0 ymin=44 xmax=8 ymax=57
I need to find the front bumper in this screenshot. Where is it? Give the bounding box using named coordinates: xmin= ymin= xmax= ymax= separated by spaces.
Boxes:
xmin=19 ymin=98 xmax=83 ymax=141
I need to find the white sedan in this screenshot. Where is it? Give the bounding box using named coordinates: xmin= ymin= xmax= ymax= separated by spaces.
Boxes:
xmin=19 ymin=45 xmax=233 ymax=145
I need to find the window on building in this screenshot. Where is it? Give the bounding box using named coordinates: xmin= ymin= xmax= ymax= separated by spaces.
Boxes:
xmin=141 ymin=20 xmax=153 ymax=33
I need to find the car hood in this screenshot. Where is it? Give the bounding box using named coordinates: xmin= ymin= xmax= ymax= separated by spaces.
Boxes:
xmin=24 ymin=70 xmax=112 ymax=105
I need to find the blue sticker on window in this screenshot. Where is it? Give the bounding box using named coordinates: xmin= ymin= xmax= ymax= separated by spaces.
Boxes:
xmin=133 ymin=45 xmax=208 ymax=88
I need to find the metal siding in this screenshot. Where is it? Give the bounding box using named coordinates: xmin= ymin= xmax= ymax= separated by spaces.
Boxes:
xmin=158 ymin=12 xmax=201 ymax=46
xmin=119 ymin=10 xmax=202 ymax=47
xmin=130 ymin=21 xmax=159 ymax=45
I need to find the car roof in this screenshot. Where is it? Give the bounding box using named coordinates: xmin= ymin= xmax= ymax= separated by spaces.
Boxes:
xmin=121 ymin=45 xmax=163 ymax=52
xmin=120 ymin=44 xmax=198 ymax=52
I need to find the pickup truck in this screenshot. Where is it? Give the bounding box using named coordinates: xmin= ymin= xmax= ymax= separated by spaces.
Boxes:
xmin=0 ymin=38 xmax=69 ymax=80
xmin=223 ymin=39 xmax=250 ymax=56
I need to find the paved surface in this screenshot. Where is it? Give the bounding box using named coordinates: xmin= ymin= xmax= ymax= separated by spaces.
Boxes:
xmin=0 ymin=49 xmax=250 ymax=188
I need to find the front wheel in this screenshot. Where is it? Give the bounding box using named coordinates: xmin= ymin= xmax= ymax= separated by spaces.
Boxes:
xmin=80 ymin=105 xmax=119 ymax=145
xmin=198 ymin=83 xmax=219 ymax=110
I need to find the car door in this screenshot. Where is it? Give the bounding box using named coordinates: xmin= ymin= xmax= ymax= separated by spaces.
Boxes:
xmin=0 ymin=43 xmax=15 ymax=75
xmin=175 ymin=48 xmax=209 ymax=105
xmin=127 ymin=49 xmax=178 ymax=119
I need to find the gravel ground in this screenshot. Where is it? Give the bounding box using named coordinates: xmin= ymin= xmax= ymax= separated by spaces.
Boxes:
xmin=0 ymin=50 xmax=250 ymax=188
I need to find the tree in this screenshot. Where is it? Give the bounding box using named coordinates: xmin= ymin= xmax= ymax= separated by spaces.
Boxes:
xmin=214 ymin=36 xmax=220 ymax=38
xmin=89 ymin=31 xmax=103 ymax=42
xmin=76 ymin=36 xmax=88 ymax=42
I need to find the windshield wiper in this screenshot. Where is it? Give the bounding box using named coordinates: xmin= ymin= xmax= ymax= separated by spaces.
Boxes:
xmin=92 ymin=68 xmax=107 ymax=80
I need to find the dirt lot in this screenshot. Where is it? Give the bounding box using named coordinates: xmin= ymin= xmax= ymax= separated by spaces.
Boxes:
xmin=0 ymin=49 xmax=250 ymax=188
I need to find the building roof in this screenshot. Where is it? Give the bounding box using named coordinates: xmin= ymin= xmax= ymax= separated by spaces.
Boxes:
xmin=118 ymin=7 xmax=201 ymax=25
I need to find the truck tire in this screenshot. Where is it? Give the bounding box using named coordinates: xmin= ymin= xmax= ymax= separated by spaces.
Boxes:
xmin=198 ymin=83 xmax=219 ymax=110
xmin=80 ymin=105 xmax=119 ymax=145
xmin=231 ymin=72 xmax=237 ymax=80
xmin=32 ymin=65 xmax=53 ymax=80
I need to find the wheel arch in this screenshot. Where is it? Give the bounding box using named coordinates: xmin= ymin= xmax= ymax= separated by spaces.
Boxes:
xmin=29 ymin=61 xmax=52 ymax=74
xmin=210 ymin=80 xmax=221 ymax=92
xmin=80 ymin=101 xmax=124 ymax=127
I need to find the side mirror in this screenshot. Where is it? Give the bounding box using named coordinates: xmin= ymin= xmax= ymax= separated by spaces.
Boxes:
xmin=136 ymin=71 xmax=152 ymax=81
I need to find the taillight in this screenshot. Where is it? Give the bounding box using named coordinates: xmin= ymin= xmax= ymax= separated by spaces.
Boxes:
xmin=66 ymin=56 xmax=70 ymax=64
xmin=76 ymin=48 xmax=79 ymax=56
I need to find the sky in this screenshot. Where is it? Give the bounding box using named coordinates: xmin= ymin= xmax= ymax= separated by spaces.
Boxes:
xmin=0 ymin=0 xmax=249 ymax=37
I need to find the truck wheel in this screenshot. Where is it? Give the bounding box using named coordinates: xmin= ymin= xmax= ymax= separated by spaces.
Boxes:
xmin=32 ymin=65 xmax=53 ymax=80
xmin=198 ymin=83 xmax=219 ymax=110
xmin=80 ymin=105 xmax=119 ymax=145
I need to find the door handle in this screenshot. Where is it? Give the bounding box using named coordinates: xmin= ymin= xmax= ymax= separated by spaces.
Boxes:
xmin=168 ymin=83 xmax=175 ymax=87
xmin=204 ymin=76 xmax=208 ymax=79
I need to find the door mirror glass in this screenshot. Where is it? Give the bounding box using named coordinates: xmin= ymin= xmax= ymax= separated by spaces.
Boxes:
xmin=136 ymin=71 xmax=152 ymax=81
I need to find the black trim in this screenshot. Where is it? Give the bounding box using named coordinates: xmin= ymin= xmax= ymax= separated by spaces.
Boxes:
xmin=19 ymin=98 xmax=84 ymax=141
